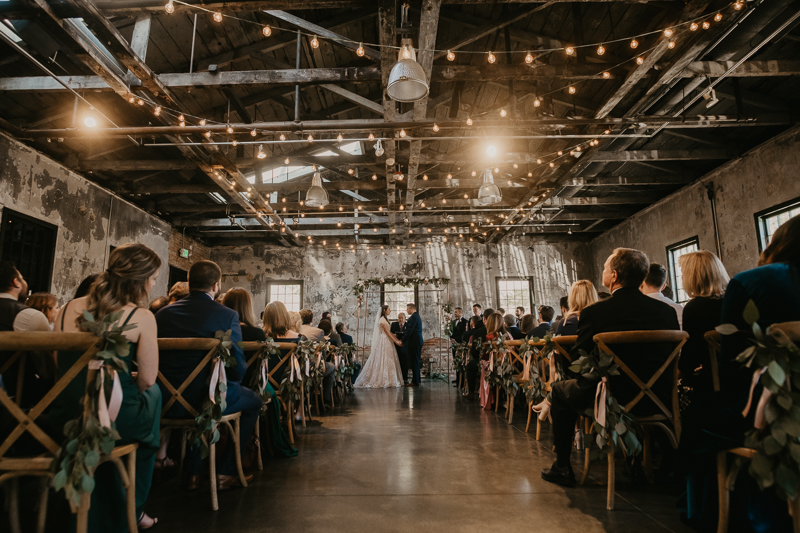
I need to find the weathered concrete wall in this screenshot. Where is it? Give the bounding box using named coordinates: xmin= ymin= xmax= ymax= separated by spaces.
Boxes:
xmin=590 ymin=124 xmax=800 ymax=284
xmin=211 ymin=239 xmax=593 ymax=342
xmin=0 ymin=132 xmax=171 ymax=304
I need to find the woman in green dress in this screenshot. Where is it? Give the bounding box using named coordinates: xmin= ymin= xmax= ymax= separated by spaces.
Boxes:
xmin=51 ymin=243 xmax=162 ymax=530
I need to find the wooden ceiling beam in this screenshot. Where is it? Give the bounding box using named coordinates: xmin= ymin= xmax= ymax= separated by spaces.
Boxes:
xmin=265 ymin=10 xmax=380 ymax=61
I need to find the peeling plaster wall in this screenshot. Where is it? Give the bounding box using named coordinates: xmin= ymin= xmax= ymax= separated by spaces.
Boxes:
xmin=212 ymin=239 xmax=593 ymax=341
xmin=590 ymin=125 xmax=800 ymax=285
xmin=0 ymin=132 xmax=171 ymax=304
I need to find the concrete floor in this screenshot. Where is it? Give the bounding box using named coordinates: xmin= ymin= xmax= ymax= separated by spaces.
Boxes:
xmin=147 ymin=380 xmax=693 ymax=533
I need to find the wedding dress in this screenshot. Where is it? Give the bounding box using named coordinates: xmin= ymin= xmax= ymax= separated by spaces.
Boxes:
xmin=354 ymin=315 xmax=404 ymax=388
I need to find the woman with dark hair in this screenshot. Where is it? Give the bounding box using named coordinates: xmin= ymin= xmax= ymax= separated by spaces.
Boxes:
xmin=319 ymin=319 xmax=342 ymax=346
xmin=223 ymin=288 xmax=266 ymax=342
xmin=479 ymin=312 xmax=510 ymax=410
xmin=52 ymin=243 xmax=162 ymax=530
xmin=519 ymin=313 xmax=536 ymax=336
xmin=73 ymin=273 xmax=99 ymax=299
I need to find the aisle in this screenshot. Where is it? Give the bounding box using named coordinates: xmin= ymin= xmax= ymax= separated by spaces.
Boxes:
xmin=150 ymin=380 xmax=692 ymax=532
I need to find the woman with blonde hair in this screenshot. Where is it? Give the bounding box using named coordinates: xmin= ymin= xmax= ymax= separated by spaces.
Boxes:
xmin=288 ymin=311 xmax=303 ymax=335
xmin=52 ymin=243 xmax=162 ymax=530
xmin=556 ymin=280 xmax=598 ymax=336
xmin=223 ymin=288 xmax=265 ymax=342
xmin=678 ymin=250 xmax=729 ymax=377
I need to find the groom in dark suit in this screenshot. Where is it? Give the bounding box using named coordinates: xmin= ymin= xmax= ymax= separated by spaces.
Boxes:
xmin=401 ymin=303 xmax=424 ymax=387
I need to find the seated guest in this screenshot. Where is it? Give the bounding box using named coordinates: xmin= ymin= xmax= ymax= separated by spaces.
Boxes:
xmin=1 ymin=263 xmax=53 ymax=406
xmin=527 ymin=306 xmax=554 ymax=339
xmin=556 ymin=280 xmax=598 ymax=337
xmin=319 ymin=311 xmax=332 ymax=325
xmin=336 ymin=322 xmax=354 ymax=344
xmin=519 ymin=313 xmax=536 ymax=336
xmin=288 ymin=311 xmax=303 ymax=336
xmin=504 ymin=314 xmax=524 ymax=339
xmin=156 ymin=261 xmax=260 ymax=491
xmin=480 ymin=312 xmax=509 ymax=410
xmin=597 ymin=291 xmax=611 ymax=300
xmin=319 ymin=319 xmax=342 ymax=346
xmin=677 ymin=251 xmax=728 ymax=379
xmin=148 ymin=296 xmax=169 ymax=314
xmin=472 ymin=304 xmax=482 ymax=321
xmin=25 ymin=292 xmax=59 ymax=328
xmin=463 ymin=309 xmax=493 ymax=400
xmin=515 ymin=306 xmax=525 ymax=321
xmin=263 ymin=301 xmax=302 ymax=370
xmin=299 ymin=309 xmax=324 ymax=341
xmin=497 ymin=307 xmax=505 ymax=316
xmin=52 ymin=244 xmax=161 ymax=529
xmin=662 ymin=285 xmax=675 ymax=301
xmin=641 ymin=263 xmax=684 ymax=327
xmin=167 ymin=281 xmax=189 ymax=304
xmin=549 ymin=296 xmax=569 ymax=335
xmin=73 ymin=273 xmax=99 ymax=299
xmin=535 ymin=248 xmax=679 ymax=487
xmin=223 ymin=288 xmax=266 ymax=342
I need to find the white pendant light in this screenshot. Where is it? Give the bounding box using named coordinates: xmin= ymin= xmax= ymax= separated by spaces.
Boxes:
xmin=477 ymin=169 xmax=502 ymax=205
xmin=387 ymin=38 xmax=429 ymax=103
xmin=305 ymin=169 xmax=329 ymax=207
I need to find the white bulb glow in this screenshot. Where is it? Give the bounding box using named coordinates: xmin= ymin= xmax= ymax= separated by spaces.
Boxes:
xmin=84 ymin=116 xmax=96 ymax=128
xmin=486 ymin=145 xmax=497 ymax=157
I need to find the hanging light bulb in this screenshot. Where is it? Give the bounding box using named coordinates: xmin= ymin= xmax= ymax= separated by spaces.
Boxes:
xmin=558 ymin=151 xmax=563 ymax=156
xmin=387 ymin=38 xmax=429 ymax=102
xmin=597 ymin=45 xmax=606 ymax=56
xmin=690 ymin=22 xmax=699 ymax=30
xmin=525 ymin=51 xmax=534 ymax=64
xmin=500 ymin=109 xmax=507 ymax=118
xmin=668 ymin=41 xmax=676 ymax=49
xmin=702 ymin=21 xmax=711 ymax=29
xmin=487 ymin=51 xmax=496 ymax=63
xmin=636 ymin=56 xmax=644 ymax=65
xmin=734 ymin=2 xmax=743 ymax=9
xmin=471 ymin=170 xmax=477 ymax=176
xmin=368 ymin=133 xmax=374 ymax=141
xmin=432 ymin=123 xmax=439 ymax=132
xmin=164 ymin=0 xmax=174 ymax=14
xmin=399 ymin=129 xmax=406 ymax=137
xmin=630 ymin=39 xmax=639 ymax=49
xmin=232 ymin=139 xmax=238 ymax=147
xmin=213 ymin=12 xmax=223 ymax=22
xmin=263 ymin=26 xmax=271 ymax=37
xmin=565 ymin=46 xmax=575 ymax=56
xmin=356 ymin=43 xmax=365 ymax=57
xmin=153 ymin=106 xmax=162 ymax=116
xmin=466 ymin=117 xmax=473 ymax=126
xmin=446 ymin=174 xmax=452 ymax=180
xmin=714 ymin=13 xmax=723 ymax=22
xmin=477 ymin=169 xmax=502 ymax=205
xmin=337 ymin=133 xmax=343 ymax=142
xmin=533 ymin=98 xmax=541 ymax=107
xmin=204 ymin=131 xmax=212 ymax=138
xmin=307 ymin=134 xmax=313 ymax=142
xmin=602 ymin=71 xmax=611 ymax=79
xmin=226 ymin=125 xmax=233 ymax=134
xmin=179 ymin=120 xmax=185 ymax=127
xmin=446 ymin=50 xmax=456 ymax=61
xmin=372 ymin=174 xmax=378 ymax=180
xmin=664 ymin=28 xmax=674 ymax=38
xmin=347 ymin=168 xmax=354 ymax=175
xmin=279 ymin=133 xmax=286 ymax=141
xmin=305 ymin=169 xmax=328 ymax=207
xmin=568 ymin=86 xmax=576 ymax=94
xmin=536 ymin=158 xmax=542 ymax=164
xmin=199 ymin=119 xmax=206 ymax=126
xmin=178 ymin=114 xmax=185 ymax=122
xmin=129 ymin=96 xmax=136 ymax=104
xmin=284 ymin=158 xmax=290 ymax=165
xmin=250 ymin=129 xmax=257 ymax=137
xmin=549 ymin=162 xmax=555 ymax=168
xmin=84 ymin=115 xmax=97 ymax=128
xmin=374 ymin=139 xmax=384 ymax=156
xmin=137 ymin=99 xmax=144 ymax=106
xmin=423 ymin=174 xmax=428 ymax=180
xmin=310 ymin=35 xmax=319 ymax=48
xmin=256 ymin=145 xmax=267 ymax=159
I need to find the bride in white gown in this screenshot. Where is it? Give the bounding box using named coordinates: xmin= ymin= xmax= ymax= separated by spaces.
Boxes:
xmin=354 ymin=304 xmax=404 ymax=388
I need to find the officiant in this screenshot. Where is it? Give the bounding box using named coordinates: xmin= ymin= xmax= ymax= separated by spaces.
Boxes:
xmin=391 ymin=312 xmax=409 ymax=384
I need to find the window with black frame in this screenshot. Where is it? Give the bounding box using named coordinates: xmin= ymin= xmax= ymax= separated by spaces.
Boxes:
xmin=0 ymin=209 xmax=57 ymax=295
xmin=755 ymin=197 xmax=800 ymax=251
xmin=666 ymin=237 xmax=699 ymax=304
xmin=267 ymin=281 xmax=303 ymax=312
xmin=495 ymin=277 xmax=534 ymax=316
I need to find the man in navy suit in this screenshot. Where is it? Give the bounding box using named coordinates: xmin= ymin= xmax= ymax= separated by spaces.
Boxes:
xmin=156 ymin=260 xmax=261 ymax=490
xmin=401 ymin=303 xmax=424 ymax=387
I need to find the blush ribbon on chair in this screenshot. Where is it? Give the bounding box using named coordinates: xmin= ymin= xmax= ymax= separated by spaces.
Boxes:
xmin=522 ymin=353 xmax=531 ymax=382
xmin=260 ymin=357 xmax=269 ymax=393
xmin=594 ymin=376 xmax=609 ymax=428
xmin=742 ymin=367 xmax=771 ymax=429
xmin=208 ymin=357 xmax=228 ymax=404
xmin=489 ymin=353 xmax=494 ymax=372
xmin=289 ymin=354 xmax=302 ymax=383
xmin=88 ymin=360 xmax=123 ymax=429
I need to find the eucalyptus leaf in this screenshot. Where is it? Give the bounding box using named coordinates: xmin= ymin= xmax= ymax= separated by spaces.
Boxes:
xmin=768 ymin=361 xmax=787 ymax=386
xmin=84 ymin=450 xmax=100 ymax=468
xmin=54 ymin=470 xmax=67 ymax=491
xmin=743 ymin=300 xmax=760 ymax=326
xmin=763 ymin=435 xmax=783 ymax=456
xmin=716 ymin=323 xmax=739 ymax=335
xmin=81 ymin=474 xmax=95 ymax=493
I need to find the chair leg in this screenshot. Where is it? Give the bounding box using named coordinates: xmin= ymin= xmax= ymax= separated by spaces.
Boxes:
xmin=255 ymin=416 xmax=264 ymax=471
xmin=788 ymin=494 xmax=800 ymax=533
xmin=209 ymin=437 xmax=219 ymax=511
xmin=525 ymin=401 xmax=532 ymax=433
xmin=126 ymin=449 xmax=138 ymax=533
xmin=315 ymin=388 xmax=321 ymax=414
xmin=299 ymin=393 xmax=307 ymax=428
xmin=75 ymin=491 xmax=91 ymax=533
xmin=580 ymin=419 xmax=592 ymax=486
xmin=36 ymin=476 xmax=49 ymax=533
xmin=232 ymin=418 xmax=248 ymax=487
xmin=494 ymin=387 xmax=500 ymax=413
xmin=8 ymin=477 xmax=21 ymax=533
xmin=286 ymin=400 xmax=295 ymax=445
xmin=642 ymin=430 xmax=655 ymax=484
xmin=179 ymin=430 xmax=188 ymax=482
xmin=607 ymin=441 xmax=615 ymax=511
xmin=717 ymin=452 xmax=730 ymax=533
xmin=508 ymin=395 xmax=514 ymax=424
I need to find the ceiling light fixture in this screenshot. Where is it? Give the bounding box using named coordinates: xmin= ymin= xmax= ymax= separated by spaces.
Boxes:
xmin=305 ymin=169 xmax=329 ymax=208
xmin=477 ymin=169 xmax=502 ymax=205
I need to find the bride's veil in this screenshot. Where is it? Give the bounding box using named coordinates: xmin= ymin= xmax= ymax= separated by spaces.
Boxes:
xmin=370 ymin=305 xmax=385 ymax=356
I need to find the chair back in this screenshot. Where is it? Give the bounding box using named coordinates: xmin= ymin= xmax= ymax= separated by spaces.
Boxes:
xmin=771 ymin=322 xmax=800 ymax=342
xmin=0 ymin=332 xmax=99 ymax=463
xmin=593 ymin=330 xmax=688 ymax=443
xmin=156 ymin=338 xmax=220 ymax=418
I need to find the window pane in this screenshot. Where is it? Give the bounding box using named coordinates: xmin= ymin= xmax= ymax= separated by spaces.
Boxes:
xmin=667 ymin=240 xmax=699 ymax=304
xmin=497 ymin=279 xmax=531 ymax=314
xmin=384 ymin=283 xmax=415 ymax=319
xmin=268 ymin=283 xmax=302 ymax=312
xmin=760 ymin=202 xmax=800 ymax=249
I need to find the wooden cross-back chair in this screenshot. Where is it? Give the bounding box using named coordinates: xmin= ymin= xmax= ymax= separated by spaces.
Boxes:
xmin=0 ymin=332 xmax=138 ymax=533
xmin=525 ymin=336 xmax=578 ymax=439
xmin=502 ymin=340 xmax=525 ymax=423
xmin=0 ymin=342 xmax=47 ymax=410
xmin=709 ymin=323 xmax=800 ymax=533
xmin=250 ymin=342 xmax=299 ymax=444
xmin=156 ymin=338 xmax=248 ymax=512
xmin=583 ymin=330 xmax=688 ymax=511
xmin=239 ymin=341 xmax=278 ymax=471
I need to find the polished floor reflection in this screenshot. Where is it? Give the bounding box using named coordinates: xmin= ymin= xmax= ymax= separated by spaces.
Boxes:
xmin=149 ymin=380 xmax=692 ymax=532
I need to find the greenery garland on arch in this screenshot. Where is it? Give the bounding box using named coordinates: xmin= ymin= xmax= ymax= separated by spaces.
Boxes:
xmin=351 ymin=276 xmax=450 ymax=300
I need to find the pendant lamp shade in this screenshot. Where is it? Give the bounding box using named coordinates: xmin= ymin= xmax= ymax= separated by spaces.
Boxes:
xmin=477 ymin=169 xmax=502 ymax=205
xmin=305 ymin=170 xmax=329 ymax=207
xmin=387 ymin=39 xmax=429 ymax=103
